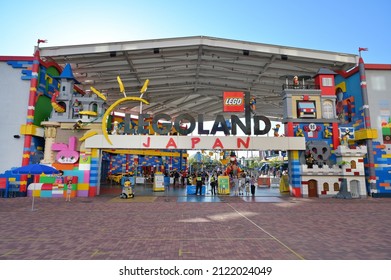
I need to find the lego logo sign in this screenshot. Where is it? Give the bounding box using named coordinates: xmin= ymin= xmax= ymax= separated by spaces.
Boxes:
xmin=225 ymin=98 xmax=243 ymax=105
xmin=223 ymin=92 xmax=244 ymax=112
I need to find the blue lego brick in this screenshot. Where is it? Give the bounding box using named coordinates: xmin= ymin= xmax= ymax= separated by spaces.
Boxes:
xmin=90 ymin=165 xmax=99 ymax=172
xmin=63 ymin=170 xmax=84 ymax=182
xmin=90 ymin=174 xmax=99 ymax=184
xmin=291 ymin=178 xmax=301 ymax=185
xmin=7 ymin=61 xmax=33 ymax=68
xmin=21 ymin=69 xmax=33 ymax=80
xmin=40 ymin=190 xmax=52 ymax=198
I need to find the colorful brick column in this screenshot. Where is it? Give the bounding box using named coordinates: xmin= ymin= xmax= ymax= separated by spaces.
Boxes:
xmin=77 ymin=151 xmax=90 ymax=197
xmin=358 ymin=52 xmax=376 ymax=194
xmin=22 ymin=48 xmax=40 ymax=166
xmin=19 ymin=48 xmax=41 ymax=192
xmin=289 ymin=150 xmax=302 ymax=197
xmin=89 ymin=148 xmax=100 ymax=196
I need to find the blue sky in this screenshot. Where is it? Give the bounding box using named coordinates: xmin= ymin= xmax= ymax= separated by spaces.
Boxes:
xmin=1 ymin=0 xmax=390 ymax=63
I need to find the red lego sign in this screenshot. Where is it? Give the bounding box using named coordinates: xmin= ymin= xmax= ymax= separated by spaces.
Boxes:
xmin=223 ymin=92 xmax=244 ymax=112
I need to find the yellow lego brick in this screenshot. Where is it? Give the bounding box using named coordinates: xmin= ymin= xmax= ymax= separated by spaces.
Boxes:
xmin=77 ymin=183 xmax=89 ymax=190
xmin=335 ymin=81 xmax=346 ymax=92
xmin=91 ymin=148 xmax=99 ymax=158
xmin=32 ymin=190 xmax=41 ymax=197
xmin=354 ymin=129 xmax=378 ymax=140
xmin=20 ymin=124 xmax=44 ymax=137
xmin=45 ymin=74 xmax=53 ymax=84
xmin=22 ymin=124 xmax=35 ymax=135
xmin=290 ymin=151 xmax=299 ymax=160
xmin=382 ymin=154 xmax=391 ymax=158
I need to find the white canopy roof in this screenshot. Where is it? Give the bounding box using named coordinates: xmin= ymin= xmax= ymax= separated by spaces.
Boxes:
xmin=40 ymin=36 xmax=358 ymax=121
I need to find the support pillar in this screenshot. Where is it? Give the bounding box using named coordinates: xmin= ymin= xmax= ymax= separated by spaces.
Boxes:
xmin=40 ymin=121 xmax=60 ymax=164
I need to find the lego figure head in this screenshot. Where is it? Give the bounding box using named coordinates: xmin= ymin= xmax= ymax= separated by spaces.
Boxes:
xmin=229 ymin=151 xmax=237 ymax=163
xmin=53 ymin=136 xmax=80 ymax=164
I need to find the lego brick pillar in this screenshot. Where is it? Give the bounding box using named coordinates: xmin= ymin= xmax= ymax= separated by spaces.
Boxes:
xmin=289 ymin=150 xmax=302 ymax=197
xmin=88 ymin=148 xmax=100 ymax=197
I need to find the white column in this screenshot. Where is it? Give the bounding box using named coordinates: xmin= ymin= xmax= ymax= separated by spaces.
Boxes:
xmin=40 ymin=121 xmax=61 ymax=164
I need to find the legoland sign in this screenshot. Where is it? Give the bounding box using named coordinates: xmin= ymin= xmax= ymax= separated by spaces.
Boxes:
xmin=85 ymin=92 xmax=306 ymax=150
xmin=102 ymin=92 xmax=268 ymax=139
xmin=85 ymin=134 xmax=305 ymax=150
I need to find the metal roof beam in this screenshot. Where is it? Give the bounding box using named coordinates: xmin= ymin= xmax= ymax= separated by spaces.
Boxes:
xmin=123 ymin=51 xmax=142 ymax=85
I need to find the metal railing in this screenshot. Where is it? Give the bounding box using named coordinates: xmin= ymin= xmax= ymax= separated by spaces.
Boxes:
xmin=282 ymin=84 xmax=320 ymax=90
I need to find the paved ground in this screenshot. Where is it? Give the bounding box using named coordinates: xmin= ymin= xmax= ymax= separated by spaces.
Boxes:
xmin=1 ymin=188 xmax=391 ymax=260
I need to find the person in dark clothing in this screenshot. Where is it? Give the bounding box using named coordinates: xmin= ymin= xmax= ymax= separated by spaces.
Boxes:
xmin=195 ymin=172 xmax=204 ymax=195
xmin=180 ymin=170 xmax=186 ymax=186
xmin=250 ymin=176 xmax=256 ymax=196
xmin=210 ymin=172 xmax=217 ymax=195
xmin=173 ymin=169 xmax=180 ymax=187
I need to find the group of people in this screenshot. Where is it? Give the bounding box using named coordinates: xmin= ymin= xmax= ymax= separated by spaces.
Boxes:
xmin=167 ymin=169 xmax=257 ymax=196
xmin=166 ymin=169 xmax=187 ymax=187
xmin=193 ymin=171 xmax=219 ymax=196
xmin=229 ymin=173 xmax=257 ymax=196
xmin=160 ymin=165 xmax=259 ymax=197
xmin=260 ymin=165 xmax=287 ymax=178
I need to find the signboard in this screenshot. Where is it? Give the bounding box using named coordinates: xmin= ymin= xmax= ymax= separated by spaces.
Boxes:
xmin=86 ymin=135 xmax=306 ymax=150
xmin=153 ymin=173 xmax=165 ymax=191
xmin=217 ymin=176 xmax=230 ymax=195
xmin=223 ymin=92 xmax=245 ymax=112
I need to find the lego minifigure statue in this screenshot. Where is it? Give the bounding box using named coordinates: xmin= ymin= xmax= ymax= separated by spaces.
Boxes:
xmin=305 ymin=153 xmax=315 ymax=168
xmin=324 ymin=126 xmax=332 ymax=138
xmin=73 ymin=120 xmax=83 ymax=130
xmin=340 ymin=135 xmax=349 ymax=147
xmin=111 ymin=121 xmax=119 ymax=135
xmin=249 ymin=96 xmax=256 ymax=115
xmin=273 ymin=124 xmax=281 ymax=137
xmin=296 ymin=127 xmax=304 ymax=137
xmin=336 ymin=88 xmax=344 ymax=121
xmin=72 ymin=99 xmax=83 ymax=118
xmin=293 ymin=76 xmax=299 ymax=88
xmin=339 ymin=128 xmax=352 ymax=146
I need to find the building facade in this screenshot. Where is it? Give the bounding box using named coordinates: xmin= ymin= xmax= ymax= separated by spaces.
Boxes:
xmin=1 ymin=39 xmax=390 ymax=198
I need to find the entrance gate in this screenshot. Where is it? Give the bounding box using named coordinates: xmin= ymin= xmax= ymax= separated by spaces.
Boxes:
xmin=85 ymin=135 xmax=306 ymax=197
